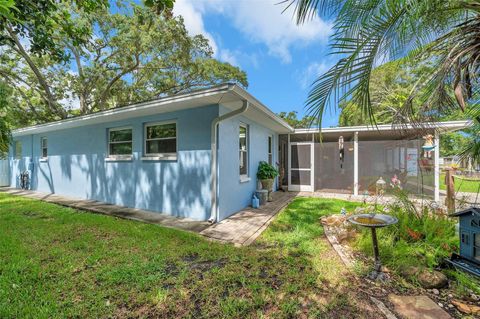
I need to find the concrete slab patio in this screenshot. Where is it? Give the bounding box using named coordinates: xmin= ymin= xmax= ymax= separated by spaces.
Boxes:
xmin=0 ymin=187 xmax=210 ymax=233
xmin=200 ymin=191 xmax=297 ymax=246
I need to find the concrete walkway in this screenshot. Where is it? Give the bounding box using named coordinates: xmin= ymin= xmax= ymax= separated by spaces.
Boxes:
xmin=0 ymin=187 xmax=210 ymax=233
xmin=200 ymin=191 xmax=297 ymax=246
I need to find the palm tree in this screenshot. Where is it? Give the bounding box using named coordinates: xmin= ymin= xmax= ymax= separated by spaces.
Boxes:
xmin=287 ymin=0 xmax=480 ymax=163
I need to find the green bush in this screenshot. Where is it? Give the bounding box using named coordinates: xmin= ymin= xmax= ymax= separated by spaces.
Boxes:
xmin=256 ymin=161 xmax=279 ymax=180
xmin=353 ymin=190 xmax=458 ymax=270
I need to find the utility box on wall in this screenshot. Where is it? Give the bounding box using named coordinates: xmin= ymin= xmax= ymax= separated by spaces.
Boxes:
xmin=0 ymin=159 xmax=10 ymax=187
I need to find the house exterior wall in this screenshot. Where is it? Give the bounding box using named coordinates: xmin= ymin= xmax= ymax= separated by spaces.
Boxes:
xmin=9 ymin=104 xmax=218 ymax=221
xmin=217 ymin=106 xmax=277 ymax=220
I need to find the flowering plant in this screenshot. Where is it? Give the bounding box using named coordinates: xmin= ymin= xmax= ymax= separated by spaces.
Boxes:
xmin=390 ymin=174 xmax=402 ymax=189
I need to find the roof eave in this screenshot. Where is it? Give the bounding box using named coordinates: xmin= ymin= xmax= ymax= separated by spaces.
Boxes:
xmin=292 ymin=120 xmax=473 ymax=134
xmin=230 ymin=85 xmax=294 ymax=133
xmin=449 ymin=207 xmax=480 ymax=217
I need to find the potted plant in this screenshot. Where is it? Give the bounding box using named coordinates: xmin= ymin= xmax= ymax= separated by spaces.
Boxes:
xmin=257 ymin=161 xmax=279 ymax=201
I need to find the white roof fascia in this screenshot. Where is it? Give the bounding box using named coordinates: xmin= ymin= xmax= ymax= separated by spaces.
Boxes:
xmin=230 ymin=85 xmax=293 ymax=132
xmin=293 ymin=120 xmax=473 ymax=134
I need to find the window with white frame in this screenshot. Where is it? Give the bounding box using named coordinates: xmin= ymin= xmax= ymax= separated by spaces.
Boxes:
xmin=14 ymin=141 xmax=22 ymax=160
xmin=239 ymin=124 xmax=248 ymax=177
xmin=268 ymin=135 xmax=273 ymax=165
xmin=144 ymin=122 xmax=177 ymax=158
xmin=108 ymin=127 xmax=132 ymax=158
xmin=41 ymin=137 xmax=48 ymax=158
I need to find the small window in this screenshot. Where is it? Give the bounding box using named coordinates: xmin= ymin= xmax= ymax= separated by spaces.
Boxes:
xmin=239 ymin=124 xmax=248 ymax=177
xmin=41 ymin=137 xmax=48 ymax=158
xmin=461 ymin=232 xmax=469 ymax=245
xmin=108 ymin=127 xmax=132 ymax=158
xmin=14 ymin=141 xmax=22 ymax=160
xmin=144 ymin=122 xmax=177 ymax=158
xmin=268 ymin=135 xmax=273 ymax=165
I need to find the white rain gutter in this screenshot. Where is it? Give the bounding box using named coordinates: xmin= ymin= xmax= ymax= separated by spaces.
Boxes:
xmin=208 ymin=100 xmax=249 ymax=223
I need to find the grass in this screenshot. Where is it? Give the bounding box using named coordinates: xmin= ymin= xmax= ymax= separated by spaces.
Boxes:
xmin=352 ymin=192 xmax=480 ymax=295
xmin=440 ymin=173 xmax=480 ymax=193
xmin=0 ymin=193 xmax=378 ymax=319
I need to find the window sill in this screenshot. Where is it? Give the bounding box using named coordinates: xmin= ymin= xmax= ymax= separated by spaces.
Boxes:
xmin=141 ymin=156 xmax=177 ymax=161
xmin=39 ymin=158 xmax=48 ymax=162
xmin=105 ymin=157 xmax=133 ymax=162
xmin=239 ymin=176 xmax=251 ymax=183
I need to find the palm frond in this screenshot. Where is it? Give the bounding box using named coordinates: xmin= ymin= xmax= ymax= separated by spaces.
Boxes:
xmin=288 ymin=0 xmax=479 ymax=131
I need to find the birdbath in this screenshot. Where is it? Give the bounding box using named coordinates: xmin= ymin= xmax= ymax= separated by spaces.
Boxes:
xmin=347 ymin=213 xmax=398 ymax=280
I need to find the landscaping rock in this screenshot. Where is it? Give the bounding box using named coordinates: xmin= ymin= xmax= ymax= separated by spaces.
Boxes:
xmin=417 ymin=269 xmax=448 ymax=289
xmin=451 ymin=300 xmax=480 ymax=315
xmin=336 ymin=229 xmax=356 ymax=243
xmin=401 ymin=266 xmax=421 ymax=278
xmin=432 ymin=289 xmax=440 ymax=295
xmin=388 ymin=294 xmax=452 ymax=319
xmin=320 ymin=214 xmax=346 ymax=227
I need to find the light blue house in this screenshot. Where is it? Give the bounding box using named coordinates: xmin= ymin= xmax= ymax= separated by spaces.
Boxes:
xmin=6 ymin=84 xmax=293 ymax=222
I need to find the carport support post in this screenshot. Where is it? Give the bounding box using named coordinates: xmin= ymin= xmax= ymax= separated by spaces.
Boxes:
xmin=353 ymin=131 xmax=359 ymax=196
xmin=434 ymin=131 xmax=440 ymax=202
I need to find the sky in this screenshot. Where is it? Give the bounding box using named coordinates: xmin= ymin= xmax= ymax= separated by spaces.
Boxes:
xmin=171 ymin=0 xmax=340 ymax=127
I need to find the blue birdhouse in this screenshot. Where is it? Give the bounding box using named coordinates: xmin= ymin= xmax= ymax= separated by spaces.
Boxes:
xmin=448 ymin=207 xmax=480 ymax=277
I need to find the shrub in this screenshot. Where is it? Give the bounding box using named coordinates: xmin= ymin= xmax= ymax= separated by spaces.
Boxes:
xmin=257 ymin=161 xmax=279 ymax=180
xmin=353 ymin=189 xmax=458 ymax=270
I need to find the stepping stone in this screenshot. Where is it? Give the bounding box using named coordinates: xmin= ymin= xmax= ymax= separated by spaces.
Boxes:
xmin=388 ymin=294 xmax=452 ymax=319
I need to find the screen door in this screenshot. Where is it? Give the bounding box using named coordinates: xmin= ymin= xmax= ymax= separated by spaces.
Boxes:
xmin=288 ymin=142 xmax=314 ymax=191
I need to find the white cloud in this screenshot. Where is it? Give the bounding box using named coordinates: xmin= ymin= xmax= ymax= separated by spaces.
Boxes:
xmin=219 ymin=49 xmax=239 ymax=66
xmin=172 ymin=0 xmax=218 ymax=54
xmin=298 ymin=61 xmax=331 ymax=89
xmin=174 ymin=0 xmax=331 ymax=64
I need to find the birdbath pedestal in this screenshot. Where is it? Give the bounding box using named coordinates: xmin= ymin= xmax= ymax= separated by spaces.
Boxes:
xmin=347 ymin=213 xmax=398 ymax=280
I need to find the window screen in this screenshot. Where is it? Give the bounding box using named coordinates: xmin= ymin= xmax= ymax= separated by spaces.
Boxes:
xmin=14 ymin=141 xmax=22 ymax=160
xmin=41 ymin=137 xmax=48 ymax=158
xmin=145 ymin=123 xmax=176 ymax=156
xmin=268 ymin=136 xmax=273 ymax=165
xmin=239 ymin=125 xmax=248 ymax=176
xmin=109 ymin=128 xmax=132 ymax=156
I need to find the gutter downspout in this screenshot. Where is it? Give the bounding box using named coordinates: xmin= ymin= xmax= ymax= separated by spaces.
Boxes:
xmin=208 ymin=100 xmax=249 ymax=223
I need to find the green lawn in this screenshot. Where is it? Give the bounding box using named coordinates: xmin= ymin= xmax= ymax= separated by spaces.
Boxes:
xmin=0 ymin=193 xmax=377 ymax=319
xmin=440 ymin=174 xmax=480 ymax=193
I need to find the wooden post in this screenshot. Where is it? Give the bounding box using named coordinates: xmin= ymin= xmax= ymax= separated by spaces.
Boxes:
xmin=445 ymin=168 xmax=455 ymax=213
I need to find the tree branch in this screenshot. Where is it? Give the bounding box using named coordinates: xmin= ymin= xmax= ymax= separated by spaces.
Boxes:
xmin=6 ymin=24 xmax=67 ymax=118
xmin=96 ymin=54 xmax=141 ymax=110
xmin=65 ymin=42 xmax=89 ymax=113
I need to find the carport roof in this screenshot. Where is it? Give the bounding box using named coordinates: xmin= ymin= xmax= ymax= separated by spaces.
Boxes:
xmin=292 ymin=120 xmax=473 ymax=135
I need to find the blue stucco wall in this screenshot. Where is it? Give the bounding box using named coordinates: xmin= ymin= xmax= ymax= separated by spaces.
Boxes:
xmin=217 ymin=107 xmax=278 ymax=220
xmin=9 ymin=105 xmax=218 ymax=221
